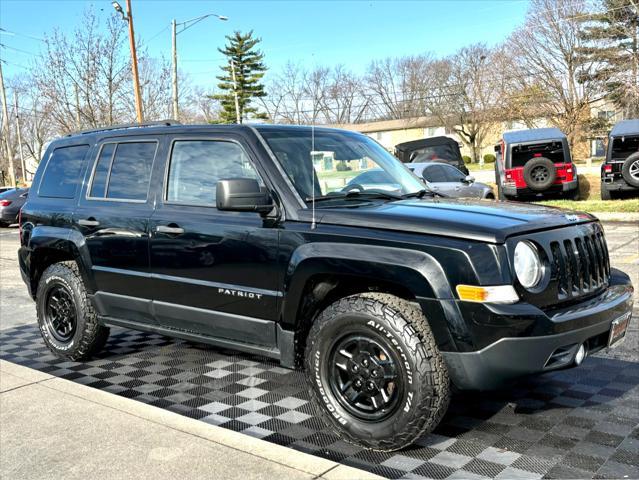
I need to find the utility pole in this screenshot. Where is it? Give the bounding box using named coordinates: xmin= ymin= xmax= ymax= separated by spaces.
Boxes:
xmin=171 ymin=19 xmax=179 ymax=120
xmin=126 ymin=0 xmax=144 ymax=123
xmin=14 ymin=92 xmax=26 ymax=183
xmin=230 ymin=60 xmax=241 ymax=124
xmin=171 ymin=13 xmax=227 ymax=122
xmin=0 ymin=62 xmax=16 ymax=187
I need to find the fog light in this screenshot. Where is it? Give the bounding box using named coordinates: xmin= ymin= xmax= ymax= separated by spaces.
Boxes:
xmin=574 ymin=344 xmax=586 ymax=365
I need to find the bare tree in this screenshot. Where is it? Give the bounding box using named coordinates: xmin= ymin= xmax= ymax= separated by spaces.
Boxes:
xmin=424 ymin=45 xmax=498 ymax=163
xmin=365 ymin=55 xmax=433 ymax=119
xmin=506 ymin=0 xmax=597 ymax=150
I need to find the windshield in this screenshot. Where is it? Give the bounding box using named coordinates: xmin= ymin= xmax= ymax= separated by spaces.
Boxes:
xmin=257 ymin=128 xmax=425 ymax=201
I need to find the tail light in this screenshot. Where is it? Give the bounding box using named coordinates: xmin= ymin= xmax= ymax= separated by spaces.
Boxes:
xmin=604 ymin=165 xmax=612 ymax=173
xmin=566 ymin=166 xmax=573 ymax=174
xmin=533 ymin=153 xmax=542 ymax=157
xmin=0 ymin=200 xmax=11 ymax=207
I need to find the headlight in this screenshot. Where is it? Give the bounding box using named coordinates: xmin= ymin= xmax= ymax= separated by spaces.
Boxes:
xmin=514 ymin=241 xmax=542 ymax=289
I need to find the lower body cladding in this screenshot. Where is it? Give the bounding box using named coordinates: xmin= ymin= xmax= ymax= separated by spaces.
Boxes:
xmin=433 ymin=270 xmax=634 ymax=391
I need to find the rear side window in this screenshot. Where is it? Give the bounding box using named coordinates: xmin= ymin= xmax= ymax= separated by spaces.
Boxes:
xmin=89 ymin=141 xmax=157 ymax=201
xmin=39 ymin=145 xmax=90 ymax=198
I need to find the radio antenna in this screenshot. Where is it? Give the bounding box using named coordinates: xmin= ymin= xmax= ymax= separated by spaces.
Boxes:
xmin=311 ymin=121 xmax=316 ymax=230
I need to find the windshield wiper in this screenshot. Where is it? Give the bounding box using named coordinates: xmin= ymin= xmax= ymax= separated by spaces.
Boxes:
xmin=305 ymin=190 xmax=403 ymax=203
xmin=402 ymin=188 xmax=449 ymax=199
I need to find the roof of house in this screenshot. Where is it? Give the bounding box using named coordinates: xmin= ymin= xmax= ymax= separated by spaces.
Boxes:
xmin=332 ymin=116 xmax=440 ymax=133
xmin=610 ymin=119 xmax=639 ymax=137
xmin=502 ymin=128 xmax=566 ymax=144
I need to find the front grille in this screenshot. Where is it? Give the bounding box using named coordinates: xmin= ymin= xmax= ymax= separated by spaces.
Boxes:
xmin=549 ymin=227 xmax=610 ymax=301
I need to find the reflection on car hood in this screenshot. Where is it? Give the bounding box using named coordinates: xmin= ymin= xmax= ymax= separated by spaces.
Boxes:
xmin=313 ymin=198 xmax=596 ymax=243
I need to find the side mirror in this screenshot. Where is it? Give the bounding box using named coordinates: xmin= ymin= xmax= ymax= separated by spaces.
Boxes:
xmin=463 ymin=175 xmax=475 ymax=184
xmin=216 ymin=178 xmax=274 ymax=214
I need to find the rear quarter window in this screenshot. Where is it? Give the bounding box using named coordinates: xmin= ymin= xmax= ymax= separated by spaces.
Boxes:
xmin=38 ymin=144 xmax=90 ymax=198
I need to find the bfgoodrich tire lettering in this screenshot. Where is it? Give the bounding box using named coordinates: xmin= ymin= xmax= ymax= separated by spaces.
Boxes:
xmin=305 ymin=293 xmax=450 ymax=451
xmin=36 ymin=261 xmax=110 ymax=360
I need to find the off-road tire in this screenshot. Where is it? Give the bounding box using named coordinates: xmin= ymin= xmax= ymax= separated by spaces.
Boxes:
xmin=305 ymin=292 xmax=450 ymax=451
xmin=523 ymin=157 xmax=556 ymax=192
xmin=621 ymin=153 xmax=639 ymax=188
xmin=36 ymin=261 xmax=110 ymax=360
xmin=601 ymin=184 xmax=613 ymax=200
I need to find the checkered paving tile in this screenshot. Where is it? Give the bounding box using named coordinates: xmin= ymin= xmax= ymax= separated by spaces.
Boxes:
xmin=1 ymin=324 xmax=637 ymax=479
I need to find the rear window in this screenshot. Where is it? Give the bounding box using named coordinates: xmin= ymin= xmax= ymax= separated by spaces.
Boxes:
xmin=89 ymin=142 xmax=157 ymax=201
xmin=409 ymin=145 xmax=459 ymax=163
xmin=510 ymin=141 xmax=566 ymax=168
xmin=39 ymin=145 xmax=90 ymax=198
xmin=611 ymin=136 xmax=639 ymax=160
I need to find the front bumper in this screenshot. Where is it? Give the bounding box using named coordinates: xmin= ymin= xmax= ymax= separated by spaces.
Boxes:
xmin=441 ymin=270 xmax=634 ymax=390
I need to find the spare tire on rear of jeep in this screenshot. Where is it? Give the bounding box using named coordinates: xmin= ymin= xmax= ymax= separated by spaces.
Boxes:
xmin=523 ymin=157 xmax=556 ymax=192
xmin=621 ymin=152 xmax=639 ymax=188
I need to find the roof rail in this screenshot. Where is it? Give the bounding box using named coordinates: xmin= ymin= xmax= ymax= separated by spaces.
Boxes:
xmin=66 ymin=120 xmax=181 ymax=137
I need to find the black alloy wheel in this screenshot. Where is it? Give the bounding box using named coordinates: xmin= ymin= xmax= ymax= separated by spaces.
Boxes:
xmin=36 ymin=261 xmax=110 ymax=360
xmin=328 ymin=333 xmax=402 ymax=422
xmin=530 ymin=165 xmax=550 ymax=184
xmin=44 ymin=284 xmax=77 ymax=342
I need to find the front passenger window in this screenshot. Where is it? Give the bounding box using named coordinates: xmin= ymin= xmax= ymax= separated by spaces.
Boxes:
xmin=166 ymin=140 xmax=260 ymax=206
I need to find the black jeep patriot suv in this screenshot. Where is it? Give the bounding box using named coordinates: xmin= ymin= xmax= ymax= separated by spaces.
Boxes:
xmin=19 ymin=122 xmax=633 ymax=451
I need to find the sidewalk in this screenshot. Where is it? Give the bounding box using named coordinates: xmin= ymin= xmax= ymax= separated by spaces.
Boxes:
xmin=0 ymin=360 xmax=382 ymax=480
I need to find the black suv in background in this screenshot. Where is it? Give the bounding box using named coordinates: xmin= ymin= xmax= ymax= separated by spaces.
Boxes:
xmin=601 ymin=119 xmax=639 ymax=200
xmin=395 ymin=136 xmax=469 ymax=175
xmin=495 ymin=128 xmax=579 ymax=200
xmin=19 ymin=122 xmax=633 ymax=451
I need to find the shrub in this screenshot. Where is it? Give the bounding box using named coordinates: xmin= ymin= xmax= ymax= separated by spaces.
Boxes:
xmin=462 ymin=155 xmax=472 ymax=164
xmin=483 ymin=154 xmax=496 ymax=164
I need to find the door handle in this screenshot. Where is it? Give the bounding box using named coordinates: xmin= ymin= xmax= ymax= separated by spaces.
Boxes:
xmin=78 ymin=218 xmax=100 ymax=227
xmin=156 ymin=225 xmax=184 ymax=235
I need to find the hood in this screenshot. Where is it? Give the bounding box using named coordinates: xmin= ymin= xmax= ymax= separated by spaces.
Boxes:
xmin=313 ymin=198 xmax=596 ymax=243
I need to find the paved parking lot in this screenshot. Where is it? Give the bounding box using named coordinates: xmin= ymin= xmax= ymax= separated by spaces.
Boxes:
xmin=0 ymin=223 xmax=637 ymax=479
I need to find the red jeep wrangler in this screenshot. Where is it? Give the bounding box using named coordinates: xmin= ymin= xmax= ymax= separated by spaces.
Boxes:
xmin=495 ymin=128 xmax=579 ymax=201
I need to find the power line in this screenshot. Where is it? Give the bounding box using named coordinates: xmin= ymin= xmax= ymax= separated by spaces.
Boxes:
xmin=0 ymin=27 xmax=44 ymax=42
xmin=0 ymin=43 xmax=38 ymax=57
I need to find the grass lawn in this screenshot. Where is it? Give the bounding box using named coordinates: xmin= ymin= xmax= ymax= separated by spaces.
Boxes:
xmin=466 ymin=163 xmax=495 ymax=171
xmin=534 ymin=198 xmax=639 ymax=213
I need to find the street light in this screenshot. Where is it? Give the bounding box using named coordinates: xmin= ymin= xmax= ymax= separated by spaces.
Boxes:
xmin=112 ymin=0 xmax=144 ymax=123
xmin=172 ymin=13 xmax=228 ymax=120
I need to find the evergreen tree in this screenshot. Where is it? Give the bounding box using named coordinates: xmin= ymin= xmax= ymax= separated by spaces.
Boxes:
xmin=212 ymin=31 xmax=268 ymax=123
xmin=578 ymin=0 xmax=639 ymax=118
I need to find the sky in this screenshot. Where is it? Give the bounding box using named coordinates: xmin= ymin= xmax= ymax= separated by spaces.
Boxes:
xmin=0 ymin=0 xmax=530 ymax=85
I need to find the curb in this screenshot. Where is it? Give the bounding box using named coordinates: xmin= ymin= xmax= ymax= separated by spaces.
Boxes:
xmin=0 ymin=360 xmax=383 ymax=480
xmin=591 ymin=212 xmax=639 ymax=222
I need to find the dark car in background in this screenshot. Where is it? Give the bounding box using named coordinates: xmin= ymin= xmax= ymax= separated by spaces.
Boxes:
xmin=0 ymin=188 xmax=28 ymax=227
xmin=601 ymin=119 xmax=639 ymax=200
xmin=495 ymin=128 xmax=579 ymax=201
xmin=395 ymin=136 xmax=469 ymax=175
xmin=408 ymin=162 xmax=494 ymax=199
